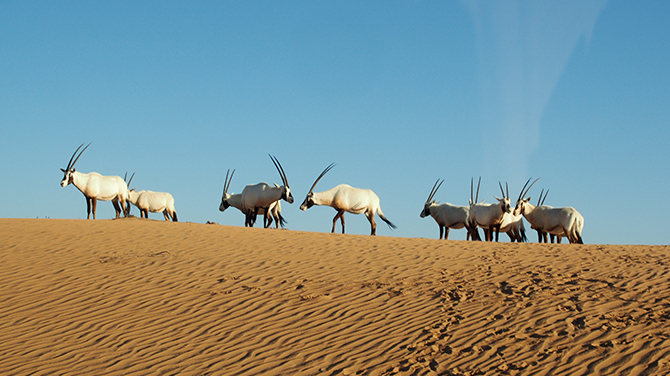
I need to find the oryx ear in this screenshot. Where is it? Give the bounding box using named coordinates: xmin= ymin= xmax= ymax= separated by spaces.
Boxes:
xmin=526 ymin=197 xmax=531 ymax=203
xmin=494 ymin=196 xmax=502 ymax=201
xmin=60 ymin=168 xmax=66 ymax=172
xmin=273 ymin=183 xmax=280 ymax=188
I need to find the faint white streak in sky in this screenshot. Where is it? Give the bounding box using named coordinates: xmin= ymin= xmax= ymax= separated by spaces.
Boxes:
xmin=463 ymin=0 xmax=607 ymax=182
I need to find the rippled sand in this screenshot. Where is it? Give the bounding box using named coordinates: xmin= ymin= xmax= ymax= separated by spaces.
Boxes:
xmin=1 ymin=218 xmax=669 ymax=375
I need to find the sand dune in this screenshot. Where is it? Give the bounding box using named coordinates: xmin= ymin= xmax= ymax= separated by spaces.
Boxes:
xmin=1 ymin=218 xmax=669 ymax=375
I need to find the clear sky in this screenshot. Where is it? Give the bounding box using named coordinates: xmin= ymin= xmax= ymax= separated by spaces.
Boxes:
xmin=1 ymin=1 xmax=668 ymax=245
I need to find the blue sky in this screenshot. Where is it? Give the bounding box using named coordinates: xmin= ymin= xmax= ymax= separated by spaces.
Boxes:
xmin=1 ymin=1 xmax=668 ymax=245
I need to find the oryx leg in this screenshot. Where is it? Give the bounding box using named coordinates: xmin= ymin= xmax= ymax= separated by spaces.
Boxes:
xmin=366 ymin=211 xmax=377 ymax=236
xmin=439 ymin=225 xmax=444 ymax=240
xmin=85 ymin=196 xmax=92 ymax=219
xmin=332 ymin=210 xmax=345 ymax=233
xmin=263 ymin=209 xmax=271 ymax=229
xmin=163 ymin=210 xmax=170 ymax=221
xmin=142 ymin=209 xmax=148 ymax=218
xmin=91 ymin=198 xmax=97 ymax=219
xmin=444 ymin=227 xmax=450 ymax=240
xmin=112 ymin=199 xmax=123 ymax=219
xmin=493 ymin=225 xmax=501 ymax=242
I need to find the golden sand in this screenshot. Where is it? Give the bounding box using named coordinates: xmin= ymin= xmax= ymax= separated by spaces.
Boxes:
xmin=1 ymin=218 xmax=669 ymax=375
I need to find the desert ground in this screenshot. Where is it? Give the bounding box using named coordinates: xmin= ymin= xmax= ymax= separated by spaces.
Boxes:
xmin=1 ymin=218 xmax=669 ymax=375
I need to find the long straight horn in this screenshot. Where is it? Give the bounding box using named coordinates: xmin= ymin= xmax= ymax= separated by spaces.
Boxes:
xmin=470 ymin=178 xmax=474 ymax=204
xmin=537 ymin=188 xmax=544 ymax=206
xmin=223 ymin=169 xmax=235 ymax=195
xmin=499 ymin=182 xmax=506 ymax=198
xmin=69 ymin=142 xmax=91 ymax=171
xmin=268 ymin=155 xmax=288 ymax=187
xmin=309 ymin=163 xmax=335 ymax=193
xmin=475 ymin=177 xmax=481 ymax=204
xmin=506 ymin=182 xmax=509 ymax=199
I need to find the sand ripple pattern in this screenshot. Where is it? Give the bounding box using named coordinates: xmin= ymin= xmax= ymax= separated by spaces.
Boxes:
xmin=1 ymin=219 xmax=669 ymax=375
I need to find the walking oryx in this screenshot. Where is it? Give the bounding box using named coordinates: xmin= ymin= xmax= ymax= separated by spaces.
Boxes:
xmin=60 ymin=143 xmax=129 ymax=219
xmin=300 ymin=163 xmax=397 ymax=235
xmin=514 ymin=178 xmax=584 ymax=244
xmin=420 ymin=179 xmax=477 ymax=240
xmin=219 ymin=169 xmax=286 ymax=228
xmin=241 ymin=155 xmax=294 ymax=227
xmin=127 ymin=189 xmax=178 ymax=222
xmin=467 ymin=177 xmax=513 ymax=242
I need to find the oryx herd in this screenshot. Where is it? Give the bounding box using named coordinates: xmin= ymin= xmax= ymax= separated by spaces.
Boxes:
xmin=60 ymin=144 xmax=584 ymax=244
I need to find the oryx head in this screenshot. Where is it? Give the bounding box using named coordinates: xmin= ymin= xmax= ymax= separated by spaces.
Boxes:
xmin=269 ymin=155 xmax=294 ymax=204
xmin=300 ymin=163 xmax=335 ymax=210
xmin=495 ymin=181 xmax=512 ymax=214
xmin=421 ymin=178 xmax=443 ymax=218
xmin=60 ymin=143 xmax=91 ymax=187
xmin=513 ymin=177 xmax=540 ymax=216
xmin=219 ymin=169 xmax=235 ymax=212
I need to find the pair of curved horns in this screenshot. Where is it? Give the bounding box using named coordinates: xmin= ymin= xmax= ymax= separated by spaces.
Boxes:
xmin=308 ymin=163 xmax=336 ymax=194
xmin=426 ymin=178 xmax=444 ymax=203
xmin=222 ymin=169 xmax=236 ymax=195
xmin=537 ymin=188 xmax=549 ymax=206
xmin=64 ymin=143 xmax=91 ymax=171
xmin=518 ymin=177 xmax=540 ymax=202
xmin=269 ymin=155 xmax=289 ymax=188
xmin=124 ymin=172 xmax=135 ymax=188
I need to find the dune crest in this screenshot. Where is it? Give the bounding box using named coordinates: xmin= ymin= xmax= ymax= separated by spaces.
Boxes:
xmin=1 ymin=218 xmax=669 ymax=375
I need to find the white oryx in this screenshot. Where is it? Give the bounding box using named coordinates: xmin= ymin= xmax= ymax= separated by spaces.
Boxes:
xmin=530 ymin=188 xmax=562 ymax=243
xmin=300 ymin=163 xmax=396 ymax=236
xmin=514 ymin=178 xmax=584 ymax=244
xmin=241 ymin=155 xmax=294 ymax=227
xmin=60 ymin=143 xmax=129 ymax=219
xmin=219 ymin=169 xmax=286 ymax=229
xmin=498 ymin=211 xmax=527 ymax=242
xmin=420 ymin=179 xmax=477 ymax=240
xmin=467 ymin=177 xmax=513 ymax=242
xmin=127 ymin=188 xmax=178 ymax=222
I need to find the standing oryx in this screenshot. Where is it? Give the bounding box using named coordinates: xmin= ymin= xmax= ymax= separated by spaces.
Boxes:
xmin=467 ymin=177 xmax=513 ymax=242
xmin=531 ymin=188 xmax=563 ymax=243
xmin=514 ymin=178 xmax=584 ymax=244
xmin=241 ymin=155 xmax=294 ymax=227
xmin=219 ymin=169 xmax=286 ymax=228
xmin=60 ymin=143 xmax=129 ymax=219
xmin=420 ymin=179 xmax=477 ymax=240
xmin=300 ymin=163 xmax=396 ymax=236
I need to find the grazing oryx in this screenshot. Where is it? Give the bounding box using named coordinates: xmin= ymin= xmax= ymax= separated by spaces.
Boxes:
xmin=514 ymin=178 xmax=584 ymax=244
xmin=241 ymin=155 xmax=294 ymax=227
xmin=498 ymin=211 xmax=527 ymax=242
xmin=127 ymin=189 xmax=178 ymax=222
xmin=60 ymin=143 xmax=129 ymax=219
xmin=300 ymin=163 xmax=397 ymax=236
xmin=420 ymin=179 xmax=477 ymax=240
xmin=219 ymin=169 xmax=286 ymax=229
xmin=467 ymin=177 xmax=513 ymax=242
